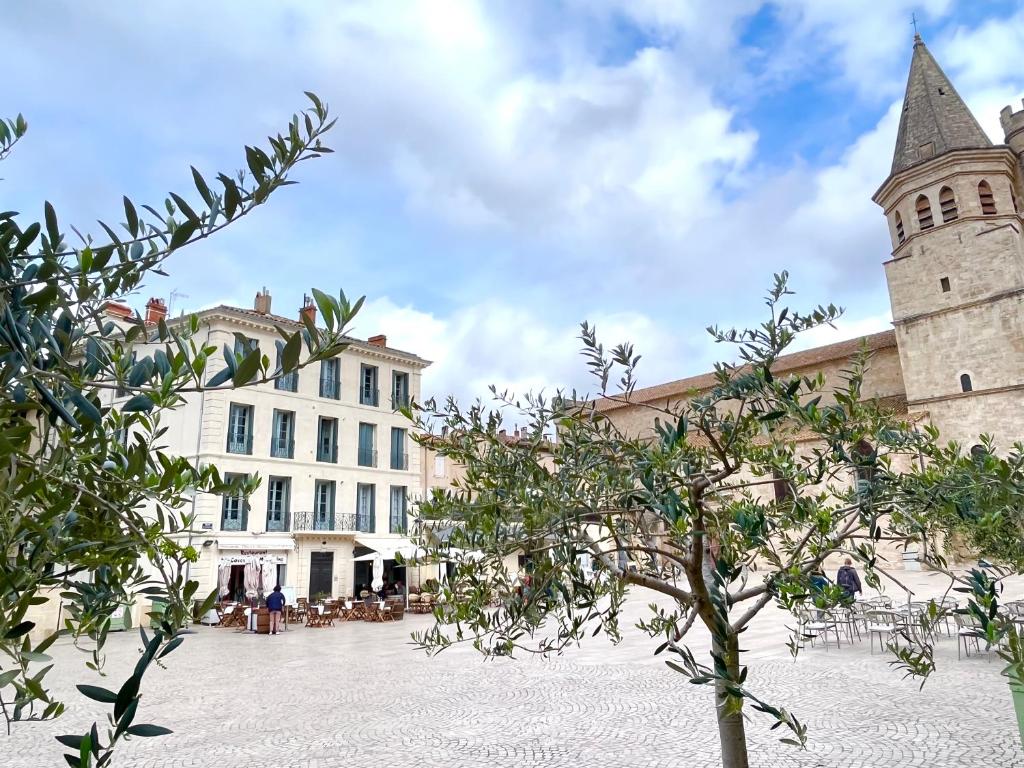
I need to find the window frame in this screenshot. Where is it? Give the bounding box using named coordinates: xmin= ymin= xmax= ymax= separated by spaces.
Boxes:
xmin=319 ymin=358 xmax=341 ymax=399
xmin=227 ymin=403 xmax=254 ymax=455
xmin=360 ymin=364 xmax=379 ymax=407
xmin=266 ymin=476 xmax=291 ymax=531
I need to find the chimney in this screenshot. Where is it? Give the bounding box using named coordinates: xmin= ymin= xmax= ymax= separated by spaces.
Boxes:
xmin=254 ymin=287 xmax=272 ymax=315
xmin=368 ymin=334 xmax=387 ymax=348
xmin=299 ymin=294 xmax=317 ymax=325
xmin=145 ymin=297 xmax=167 ymax=324
xmin=103 ymin=301 xmax=133 ymax=320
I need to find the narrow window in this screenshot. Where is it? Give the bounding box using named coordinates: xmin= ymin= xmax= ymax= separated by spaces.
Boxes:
xmin=390 ymin=427 xmax=407 ymax=470
xmin=360 ymin=364 xmax=379 ymax=406
xmin=233 ymin=334 xmax=258 ymax=359
xmin=319 ymin=358 xmax=340 ymax=399
xmin=940 ymin=277 xmax=951 ymax=293
xmin=313 ymin=480 xmax=336 ymax=531
xmin=960 ymin=373 xmax=973 ymax=392
xmin=221 ymin=473 xmax=249 ymax=531
xmin=916 ymin=195 xmax=933 ymax=230
xmin=772 ymin=470 xmax=792 ymax=503
xmin=317 ymin=417 xmax=338 ymax=463
xmin=852 ymin=439 xmax=875 ymax=495
xmin=433 ymin=455 xmax=445 ymax=478
xmin=270 ymin=409 xmax=294 ymax=458
xmin=266 ymin=477 xmax=290 ymax=532
xmin=894 ymin=212 xmax=905 ymax=244
xmin=389 ymin=485 xmax=407 ymax=533
xmin=939 ymin=186 xmax=958 ymax=222
xmin=979 ymin=181 xmax=997 ymax=214
xmin=392 ymin=371 xmax=410 ymax=409
xmin=356 ymin=483 xmax=376 ymax=532
xmin=358 ymin=423 xmax=376 ymax=467
xmin=274 ymin=343 xmax=298 ymax=392
xmin=227 ymin=403 xmax=254 ymax=454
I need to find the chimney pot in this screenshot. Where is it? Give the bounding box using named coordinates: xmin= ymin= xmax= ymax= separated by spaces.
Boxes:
xmin=299 ymin=294 xmax=316 ymax=325
xmin=145 ymin=297 xmax=168 ymax=324
xmin=254 ymin=288 xmax=272 ymax=315
xmin=368 ymin=334 xmax=387 ymax=348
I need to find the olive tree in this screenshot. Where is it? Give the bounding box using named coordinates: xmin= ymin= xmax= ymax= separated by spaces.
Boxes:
xmin=409 ymin=275 xmax=1018 ymax=768
xmin=0 ymin=95 xmax=363 ymax=766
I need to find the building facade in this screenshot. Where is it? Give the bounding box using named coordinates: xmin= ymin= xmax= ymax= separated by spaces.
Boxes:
xmin=117 ymin=291 xmax=430 ymax=602
xmin=595 ymin=37 xmax=1024 ymax=566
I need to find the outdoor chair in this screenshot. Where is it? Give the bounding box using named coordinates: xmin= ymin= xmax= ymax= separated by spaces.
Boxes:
xmin=830 ymin=606 xmax=861 ymax=643
xmin=797 ymin=608 xmax=842 ymax=651
xmin=390 ymin=602 xmax=405 ymax=621
xmin=380 ymin=604 xmax=394 ymax=622
xmin=306 ymin=608 xmax=324 ymax=628
xmin=865 ymin=609 xmax=898 ymax=654
xmin=955 ymin=613 xmax=982 ymax=659
xmin=867 ymin=596 xmax=893 ymax=609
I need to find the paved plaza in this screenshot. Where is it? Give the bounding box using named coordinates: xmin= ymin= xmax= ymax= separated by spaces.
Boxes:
xmin=6 ymin=572 xmax=1024 ymax=768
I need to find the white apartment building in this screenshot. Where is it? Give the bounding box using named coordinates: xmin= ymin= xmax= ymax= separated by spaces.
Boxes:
xmin=118 ymin=291 xmax=430 ymax=603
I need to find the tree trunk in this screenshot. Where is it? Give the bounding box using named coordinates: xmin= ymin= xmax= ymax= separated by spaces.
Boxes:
xmin=713 ymin=632 xmax=749 ymax=768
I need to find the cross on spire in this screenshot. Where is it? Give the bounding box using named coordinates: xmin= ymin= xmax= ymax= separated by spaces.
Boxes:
xmin=911 ymin=12 xmax=920 ymax=39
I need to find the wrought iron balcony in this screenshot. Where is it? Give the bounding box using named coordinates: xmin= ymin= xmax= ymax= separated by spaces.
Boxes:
xmin=391 ymin=393 xmax=410 ymax=410
xmin=320 ymin=376 xmax=340 ymax=399
xmin=270 ymin=437 xmax=294 ymax=459
xmin=316 ymin=441 xmax=338 ymax=463
xmin=265 ymin=512 xmax=291 ymax=532
xmin=275 ymin=371 xmax=298 ymax=392
xmin=226 ymin=432 xmax=253 ymax=455
xmin=390 ymin=451 xmax=409 ymax=470
xmin=292 ymin=510 xmax=357 ymax=533
xmin=360 ymin=387 xmax=379 ymax=407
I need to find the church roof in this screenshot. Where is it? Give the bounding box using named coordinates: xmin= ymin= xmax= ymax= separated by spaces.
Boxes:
xmin=890 ymin=35 xmax=991 ymax=174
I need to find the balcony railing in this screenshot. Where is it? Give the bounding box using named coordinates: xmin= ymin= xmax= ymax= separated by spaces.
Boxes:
xmin=360 ymin=387 xmax=379 ymax=407
xmin=226 ymin=432 xmax=253 ymax=455
xmin=266 ymin=512 xmax=291 ymax=532
xmin=355 ymin=513 xmax=374 ymax=533
xmin=358 ymin=447 xmax=378 ymax=467
xmin=221 ymin=514 xmax=245 ymax=531
xmin=391 ymin=393 xmax=410 ymax=410
xmin=292 ymin=510 xmax=357 ymax=533
xmin=317 ymin=442 xmax=338 ymax=463
xmin=320 ymin=377 xmax=340 ymax=399
xmin=270 ymin=437 xmax=294 ymax=459
xmin=390 ymin=451 xmax=409 ymax=470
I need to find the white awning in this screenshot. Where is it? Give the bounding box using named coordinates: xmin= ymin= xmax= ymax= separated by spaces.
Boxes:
xmin=354 ymin=536 xmax=414 ymax=560
xmin=217 ymin=537 xmax=294 ymax=551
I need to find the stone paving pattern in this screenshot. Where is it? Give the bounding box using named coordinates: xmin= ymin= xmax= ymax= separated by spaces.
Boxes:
xmin=6 ymin=573 xmax=1024 ymax=767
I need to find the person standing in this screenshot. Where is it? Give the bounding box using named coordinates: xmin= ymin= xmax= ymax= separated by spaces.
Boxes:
xmin=836 ymin=558 xmax=863 ymax=601
xmin=266 ymin=585 xmax=286 ymax=635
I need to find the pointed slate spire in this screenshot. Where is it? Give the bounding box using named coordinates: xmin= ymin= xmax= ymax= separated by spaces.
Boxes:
xmin=890 ymin=35 xmax=991 ymax=174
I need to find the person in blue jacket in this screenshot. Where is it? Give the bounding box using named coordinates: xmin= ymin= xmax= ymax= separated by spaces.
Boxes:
xmin=266 ymin=585 xmax=286 ymax=635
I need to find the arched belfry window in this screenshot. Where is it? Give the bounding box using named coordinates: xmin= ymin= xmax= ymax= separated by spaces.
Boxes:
xmin=960 ymin=373 xmax=973 ymax=392
xmin=916 ymin=194 xmax=933 ymax=230
xmin=979 ymin=181 xmax=997 ymax=215
xmin=939 ymin=186 xmax=958 ymax=222
xmin=894 ymin=211 xmax=905 ymax=243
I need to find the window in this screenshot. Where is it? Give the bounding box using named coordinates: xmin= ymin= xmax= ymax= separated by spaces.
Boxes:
xmin=433 ymin=455 xmax=445 ymax=478
xmin=274 ymin=343 xmax=298 ymax=392
xmin=772 ymin=470 xmax=792 ymax=503
xmin=940 ymin=277 xmax=951 ymax=293
xmin=960 ymin=373 xmax=973 ymax=392
xmin=389 ymin=486 xmax=407 ymax=533
xmin=390 ymin=427 xmax=408 ymax=470
xmin=356 ymin=483 xmax=376 ymax=533
xmin=221 ymin=473 xmax=249 ymax=531
xmin=360 ymin=364 xmax=379 ymax=406
xmin=915 ymin=194 xmax=933 ymax=230
xmin=939 ymin=186 xmax=958 ymax=222
xmin=358 ymin=423 xmax=376 ymax=467
xmin=320 ymin=358 xmax=340 ymax=399
xmin=266 ymin=477 xmax=290 ymax=532
xmin=313 ymin=480 xmax=336 ymax=531
xmin=227 ymin=403 xmax=254 ymax=454
xmin=317 ymin=417 xmax=338 ymax=463
xmin=852 ymin=439 xmax=875 ymax=495
xmin=233 ymin=334 xmax=259 ymax=358
xmin=979 ymin=181 xmax=997 ymax=214
xmin=270 ymin=409 xmax=295 ymax=459
xmin=894 ymin=212 xmax=905 ymax=244
xmin=392 ymin=371 xmax=410 ymax=410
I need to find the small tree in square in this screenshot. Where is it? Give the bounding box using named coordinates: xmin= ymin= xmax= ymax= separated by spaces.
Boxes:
xmin=409 ymin=274 xmax=1021 ymax=768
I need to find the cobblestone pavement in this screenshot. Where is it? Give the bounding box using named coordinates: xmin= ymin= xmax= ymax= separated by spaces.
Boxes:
xmin=6 ymin=573 xmax=1024 ymax=768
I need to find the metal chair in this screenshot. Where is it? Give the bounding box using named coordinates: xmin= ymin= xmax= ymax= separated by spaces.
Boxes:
xmin=865 ymin=609 xmax=898 ymax=654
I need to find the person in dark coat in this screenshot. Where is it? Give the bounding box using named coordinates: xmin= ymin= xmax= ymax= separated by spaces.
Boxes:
xmin=836 ymin=558 xmax=863 ymax=600
xmin=265 ymin=585 xmax=286 ymax=635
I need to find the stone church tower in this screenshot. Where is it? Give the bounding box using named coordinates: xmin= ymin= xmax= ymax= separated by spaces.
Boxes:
xmin=873 ymin=35 xmax=1024 ymax=449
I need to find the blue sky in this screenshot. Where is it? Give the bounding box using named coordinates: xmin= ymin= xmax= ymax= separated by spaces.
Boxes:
xmin=4 ymin=1 xmax=1024 ymax=403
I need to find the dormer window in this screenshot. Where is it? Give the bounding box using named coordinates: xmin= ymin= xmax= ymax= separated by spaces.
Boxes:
xmin=916 ymin=195 xmax=933 ymax=230
xmin=979 ymin=181 xmax=997 ymax=214
xmin=939 ymin=186 xmax=958 ymax=222
xmin=894 ymin=212 xmax=906 ymax=243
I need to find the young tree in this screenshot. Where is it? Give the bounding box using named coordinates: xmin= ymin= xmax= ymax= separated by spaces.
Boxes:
xmin=409 ymin=275 xmax=1019 ymax=768
xmin=0 ymin=96 xmax=363 ymax=766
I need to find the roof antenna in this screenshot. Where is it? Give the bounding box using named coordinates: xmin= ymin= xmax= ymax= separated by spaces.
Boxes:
xmin=169 ymin=288 xmax=189 ymax=317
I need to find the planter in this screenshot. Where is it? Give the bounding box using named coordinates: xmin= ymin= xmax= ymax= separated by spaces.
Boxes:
xmin=255 ymin=608 xmax=270 ymax=635
xmin=1011 ymin=683 xmax=1024 ymax=749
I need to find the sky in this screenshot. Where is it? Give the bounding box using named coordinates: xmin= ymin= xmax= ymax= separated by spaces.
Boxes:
xmin=4 ymin=1 xmax=1024 ymax=405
